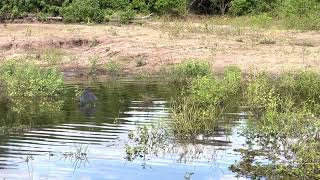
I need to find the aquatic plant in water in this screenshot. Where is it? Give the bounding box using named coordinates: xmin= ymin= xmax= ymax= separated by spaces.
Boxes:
xmin=235 ymin=70 xmax=320 ymax=179
xmin=168 ymin=62 xmax=320 ymax=178
xmin=125 ymin=123 xmax=171 ymax=161
xmin=0 ymin=61 xmax=65 ymax=128
xmin=171 ymin=66 xmax=243 ymax=139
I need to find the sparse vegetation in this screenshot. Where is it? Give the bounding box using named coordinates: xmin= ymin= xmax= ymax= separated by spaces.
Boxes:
xmin=41 ymin=48 xmax=65 ymax=66
xmin=136 ymin=58 xmax=147 ymax=67
xmin=105 ymin=60 xmax=121 ymax=76
xmin=88 ymin=55 xmax=100 ymax=76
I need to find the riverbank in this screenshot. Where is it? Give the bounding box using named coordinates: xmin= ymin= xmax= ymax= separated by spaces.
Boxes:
xmin=0 ymin=20 xmax=319 ymax=80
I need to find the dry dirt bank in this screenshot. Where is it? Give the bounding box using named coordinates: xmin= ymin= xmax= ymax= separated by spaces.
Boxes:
xmin=0 ymin=22 xmax=319 ymax=79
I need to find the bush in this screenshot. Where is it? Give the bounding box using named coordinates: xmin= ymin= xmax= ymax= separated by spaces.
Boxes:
xmin=190 ymin=76 xmax=223 ymax=105
xmin=169 ymin=60 xmax=212 ymax=85
xmin=281 ymin=0 xmax=320 ymax=30
xmin=171 ymin=97 xmax=220 ymax=138
xmin=246 ymin=72 xmax=274 ymax=111
xmin=0 ymin=61 xmax=64 ymax=98
xmin=118 ymin=8 xmax=136 ymax=24
xmin=0 ymin=60 xmax=64 ymax=118
xmin=189 ymin=66 xmax=242 ymax=106
xmin=131 ymin=0 xmax=149 ymax=13
xmin=0 ymin=0 xmax=65 ymax=18
xmin=62 ymin=0 xmax=104 ymax=23
xmin=100 ymin=0 xmax=130 ymax=10
xmin=155 ymin=0 xmax=187 ymax=15
xmin=230 ymin=0 xmax=281 ymax=16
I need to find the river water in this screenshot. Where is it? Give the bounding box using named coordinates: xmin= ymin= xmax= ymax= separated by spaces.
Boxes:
xmin=0 ymin=80 xmax=248 ymax=180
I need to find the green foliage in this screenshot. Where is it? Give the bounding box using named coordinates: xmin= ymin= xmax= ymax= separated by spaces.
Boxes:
xmin=246 ymin=72 xmax=274 ymax=111
xmin=0 ymin=0 xmax=64 ymax=18
xmin=230 ymin=0 xmax=281 ymax=16
xmin=0 ymin=60 xmax=65 ymax=126
xmin=190 ymin=76 xmax=223 ymax=105
xmin=171 ymin=66 xmax=242 ymax=138
xmin=189 ymin=66 xmax=242 ymax=106
xmin=100 ymin=0 xmax=130 ymax=10
xmin=125 ymin=123 xmax=170 ymax=161
xmin=155 ymin=0 xmax=186 ymax=15
xmin=131 ymin=0 xmax=149 ymax=13
xmin=169 ymin=60 xmax=212 ymax=85
xmin=118 ymin=8 xmax=136 ymax=24
xmin=281 ymin=0 xmax=320 ymax=30
xmin=61 ymin=0 xmax=104 ymax=23
xmin=0 ymin=61 xmax=64 ymax=98
xmin=171 ymin=97 xmax=220 ymax=138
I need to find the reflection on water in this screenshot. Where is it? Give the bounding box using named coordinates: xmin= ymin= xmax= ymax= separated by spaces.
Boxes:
xmin=0 ymin=80 xmax=247 ymax=180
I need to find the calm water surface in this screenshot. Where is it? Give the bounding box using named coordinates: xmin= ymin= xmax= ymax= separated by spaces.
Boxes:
xmin=0 ymin=80 xmax=248 ymax=180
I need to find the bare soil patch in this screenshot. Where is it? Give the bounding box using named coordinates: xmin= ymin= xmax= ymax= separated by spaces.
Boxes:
xmin=0 ymin=22 xmax=319 ymax=78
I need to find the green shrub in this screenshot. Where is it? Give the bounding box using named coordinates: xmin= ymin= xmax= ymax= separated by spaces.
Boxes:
xmin=0 ymin=61 xmax=64 ymax=98
xmin=230 ymin=0 xmax=281 ymax=16
xmin=190 ymin=76 xmax=223 ymax=105
xmin=131 ymin=0 xmax=149 ymax=13
xmin=170 ymin=60 xmax=212 ymax=85
xmin=61 ymin=0 xmax=104 ymax=23
xmin=221 ymin=66 xmax=242 ymax=98
xmin=0 ymin=0 xmax=64 ymax=19
xmin=100 ymin=0 xmax=130 ymax=10
xmin=119 ymin=8 xmax=136 ymax=24
xmin=295 ymin=70 xmax=320 ymax=103
xmin=155 ymin=0 xmax=187 ymax=15
xmin=0 ymin=61 xmax=64 ymax=118
xmin=189 ymin=66 xmax=242 ymax=106
xmin=281 ymin=0 xmax=320 ymax=30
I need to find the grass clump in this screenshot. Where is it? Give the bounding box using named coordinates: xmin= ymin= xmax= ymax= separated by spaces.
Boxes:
xmin=105 ymin=60 xmax=121 ymax=76
xmin=41 ymin=48 xmax=65 ymax=66
xmin=169 ymin=60 xmax=212 ymax=86
xmin=171 ymin=66 xmax=242 ymax=138
xmin=171 ymin=97 xmax=221 ymax=138
xmin=259 ymin=38 xmax=276 ymax=45
xmin=136 ymin=58 xmax=147 ymax=67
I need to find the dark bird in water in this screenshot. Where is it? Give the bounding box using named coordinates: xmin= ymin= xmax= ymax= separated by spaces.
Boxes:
xmin=79 ymin=89 xmax=98 ymax=106
xmin=79 ymin=89 xmax=98 ymax=117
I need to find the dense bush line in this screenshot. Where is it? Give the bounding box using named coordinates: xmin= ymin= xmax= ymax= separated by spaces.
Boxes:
xmin=0 ymin=0 xmax=319 ymax=29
